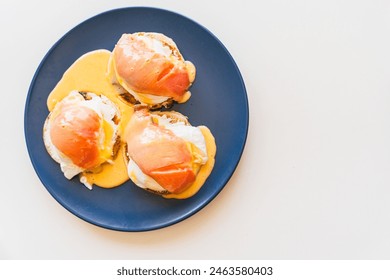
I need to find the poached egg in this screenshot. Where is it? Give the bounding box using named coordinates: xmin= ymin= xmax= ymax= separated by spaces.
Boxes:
xmin=125 ymin=108 xmax=213 ymax=197
xmin=43 ymin=90 xmax=120 ymax=189
xmin=109 ymin=32 xmax=196 ymax=108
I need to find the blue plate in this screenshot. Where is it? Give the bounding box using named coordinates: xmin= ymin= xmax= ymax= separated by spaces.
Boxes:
xmin=24 ymin=7 xmax=248 ymax=231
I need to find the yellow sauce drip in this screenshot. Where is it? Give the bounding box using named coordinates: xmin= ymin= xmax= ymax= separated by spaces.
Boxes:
xmin=47 ymin=49 xmax=133 ymax=188
xmin=82 ymin=144 xmax=128 ymax=188
xmin=163 ymin=126 xmax=216 ymax=199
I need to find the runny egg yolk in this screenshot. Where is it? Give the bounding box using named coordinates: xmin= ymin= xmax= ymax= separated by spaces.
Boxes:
xmin=100 ymin=119 xmax=115 ymax=161
xmin=47 ymin=50 xmax=133 ymax=188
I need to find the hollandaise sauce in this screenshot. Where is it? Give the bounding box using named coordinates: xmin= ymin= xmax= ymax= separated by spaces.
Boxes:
xmin=47 ymin=50 xmax=133 ymax=188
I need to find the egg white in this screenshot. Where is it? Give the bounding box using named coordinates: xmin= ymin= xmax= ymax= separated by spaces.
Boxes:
xmin=127 ymin=87 xmax=170 ymax=105
xmin=127 ymin=114 xmax=208 ymax=193
xmin=43 ymin=91 xmax=119 ymax=188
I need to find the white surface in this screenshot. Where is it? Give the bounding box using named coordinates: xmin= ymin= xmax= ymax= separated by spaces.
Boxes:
xmin=1 ymin=0 xmax=390 ymax=259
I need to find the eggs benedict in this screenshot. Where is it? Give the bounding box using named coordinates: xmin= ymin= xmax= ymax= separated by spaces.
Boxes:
xmin=108 ymin=32 xmax=196 ymax=109
xmin=43 ymin=90 xmax=121 ymax=189
xmin=124 ymin=107 xmax=216 ymax=199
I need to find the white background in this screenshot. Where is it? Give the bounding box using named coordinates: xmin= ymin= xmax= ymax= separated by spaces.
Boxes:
xmin=1 ymin=0 xmax=390 ymax=259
